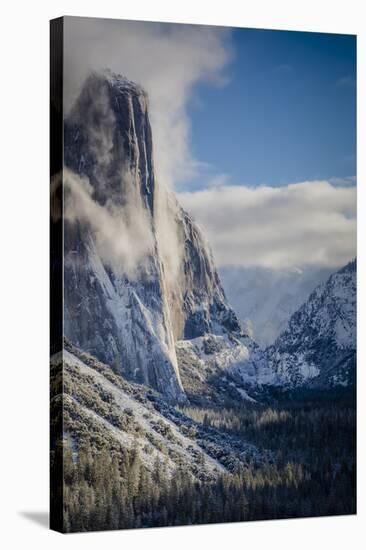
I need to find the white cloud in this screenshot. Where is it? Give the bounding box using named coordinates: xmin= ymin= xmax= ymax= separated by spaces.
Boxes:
xmin=63 ymin=17 xmax=232 ymax=189
xmin=63 ymin=169 xmax=155 ymax=279
xmin=178 ymin=180 xmax=356 ymax=270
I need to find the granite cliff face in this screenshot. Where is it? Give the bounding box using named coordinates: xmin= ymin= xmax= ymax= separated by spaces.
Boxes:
xmin=63 ymin=72 xmax=252 ymax=402
xmin=166 ymin=199 xmax=243 ymax=341
xmin=64 ymin=72 xmax=185 ymax=401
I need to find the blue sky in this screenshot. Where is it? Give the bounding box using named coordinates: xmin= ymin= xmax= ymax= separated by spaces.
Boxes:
xmin=183 ymin=28 xmax=356 ymax=191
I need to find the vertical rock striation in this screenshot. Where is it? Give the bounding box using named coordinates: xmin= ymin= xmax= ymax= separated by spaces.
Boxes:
xmin=63 ymin=71 xmax=251 ymax=402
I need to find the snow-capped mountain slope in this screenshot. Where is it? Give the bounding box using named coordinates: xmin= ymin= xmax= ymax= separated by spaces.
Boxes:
xmin=51 ymin=342 xmax=269 ymax=478
xmin=266 ymin=260 xmax=356 ymax=389
xmin=219 ymin=265 xmax=334 ymax=347
xmin=63 ymin=71 xmax=263 ymax=402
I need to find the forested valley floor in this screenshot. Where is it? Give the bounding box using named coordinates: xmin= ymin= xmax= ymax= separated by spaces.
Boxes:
xmin=55 ymin=395 xmax=356 ymax=532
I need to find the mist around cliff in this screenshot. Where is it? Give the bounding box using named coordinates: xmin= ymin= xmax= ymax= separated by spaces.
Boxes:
xmin=63 ymin=17 xmax=232 ymax=191
xmin=64 ymin=168 xmax=155 ymax=279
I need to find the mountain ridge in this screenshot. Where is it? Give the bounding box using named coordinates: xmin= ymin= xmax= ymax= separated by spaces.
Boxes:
xmin=266 ymin=259 xmax=356 ymax=390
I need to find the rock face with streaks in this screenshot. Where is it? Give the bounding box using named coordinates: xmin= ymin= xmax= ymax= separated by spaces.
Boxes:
xmin=63 ymin=71 xmax=255 ymax=402
xmin=64 ymin=72 xmax=185 ymax=401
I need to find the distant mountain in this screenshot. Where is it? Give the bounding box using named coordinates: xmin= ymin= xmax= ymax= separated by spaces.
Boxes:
xmin=266 ymin=260 xmax=356 ymax=390
xmin=219 ymin=265 xmax=334 ymax=347
xmin=63 ymin=71 xmax=262 ymax=402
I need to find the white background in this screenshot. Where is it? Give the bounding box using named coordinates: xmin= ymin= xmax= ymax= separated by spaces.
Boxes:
xmin=0 ymin=1 xmax=365 ymax=548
